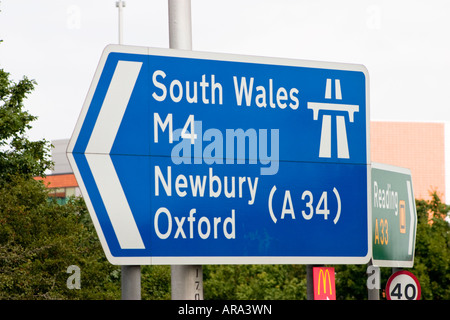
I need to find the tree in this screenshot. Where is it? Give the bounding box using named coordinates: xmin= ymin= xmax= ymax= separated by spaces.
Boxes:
xmin=0 ymin=175 xmax=123 ymax=299
xmin=0 ymin=69 xmax=53 ymax=184
xmin=412 ymin=192 xmax=450 ymax=300
xmin=335 ymin=192 xmax=449 ymax=300
xmin=141 ymin=265 xmax=171 ymax=300
xmin=0 ymin=63 xmax=121 ymax=299
xmin=203 ymin=264 xmax=306 ymax=300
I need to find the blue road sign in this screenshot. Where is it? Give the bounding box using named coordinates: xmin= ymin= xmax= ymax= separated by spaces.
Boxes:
xmin=67 ymin=45 xmax=371 ymax=265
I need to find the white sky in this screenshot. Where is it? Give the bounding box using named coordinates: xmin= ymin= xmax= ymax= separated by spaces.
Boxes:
xmin=1 ymin=0 xmax=450 ymax=142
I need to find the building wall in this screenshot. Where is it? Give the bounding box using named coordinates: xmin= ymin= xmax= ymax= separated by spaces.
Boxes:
xmin=51 ymin=139 xmax=73 ymax=174
xmin=371 ymin=121 xmax=447 ymax=202
xmin=34 ymin=173 xmax=81 ymax=204
xmin=35 ymin=139 xmax=81 ymax=203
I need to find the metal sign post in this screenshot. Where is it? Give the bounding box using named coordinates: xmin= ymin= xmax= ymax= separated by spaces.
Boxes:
xmin=121 ymin=265 xmax=141 ymax=300
xmin=116 ymin=0 xmax=125 ymax=44
xmin=66 ymin=0 xmax=374 ymax=303
xmin=114 ymin=0 xmax=142 ymax=301
xmin=168 ymin=0 xmax=203 ymax=300
xmin=367 ymin=260 xmax=380 ymax=300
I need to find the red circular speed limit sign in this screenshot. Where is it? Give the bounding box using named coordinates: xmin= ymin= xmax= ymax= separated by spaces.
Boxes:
xmin=386 ymin=270 xmax=421 ymax=300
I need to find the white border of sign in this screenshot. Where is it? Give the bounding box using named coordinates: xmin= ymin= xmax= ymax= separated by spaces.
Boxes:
xmin=371 ymin=162 xmax=417 ymax=268
xmin=67 ymin=45 xmax=371 ymax=265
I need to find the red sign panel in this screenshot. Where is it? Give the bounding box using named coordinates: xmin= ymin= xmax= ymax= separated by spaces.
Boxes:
xmin=313 ymin=267 xmax=336 ymax=300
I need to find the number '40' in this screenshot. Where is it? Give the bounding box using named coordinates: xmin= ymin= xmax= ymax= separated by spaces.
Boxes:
xmin=390 ymin=283 xmax=417 ymax=300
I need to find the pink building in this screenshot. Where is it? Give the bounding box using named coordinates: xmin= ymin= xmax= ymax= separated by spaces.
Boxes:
xmin=371 ymin=121 xmax=449 ymax=202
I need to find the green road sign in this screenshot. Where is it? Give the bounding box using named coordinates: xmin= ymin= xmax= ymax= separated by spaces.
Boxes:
xmin=371 ymin=163 xmax=417 ymax=267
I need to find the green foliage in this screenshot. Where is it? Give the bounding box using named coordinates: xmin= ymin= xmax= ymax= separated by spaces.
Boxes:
xmin=335 ymin=192 xmax=449 ymax=300
xmin=0 ymin=69 xmax=53 ymax=184
xmin=0 ymin=65 xmax=121 ymax=299
xmin=204 ymin=264 xmax=306 ymax=300
xmin=412 ymin=192 xmax=450 ymax=300
xmin=334 ymin=264 xmax=367 ymax=300
xmin=141 ymin=265 xmax=171 ymax=300
xmin=1 ymin=180 xmax=447 ymax=300
xmin=0 ymin=177 xmax=121 ymax=299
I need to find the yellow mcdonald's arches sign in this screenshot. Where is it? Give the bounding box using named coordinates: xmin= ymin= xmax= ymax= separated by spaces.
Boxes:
xmin=313 ymin=267 xmax=336 ymax=300
xmin=318 ymin=269 xmax=333 ymax=295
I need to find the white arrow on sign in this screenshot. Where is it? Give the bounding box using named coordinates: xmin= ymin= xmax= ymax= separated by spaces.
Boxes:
xmin=84 ymin=60 xmax=145 ymax=249
xmin=406 ymin=180 xmax=415 ymax=255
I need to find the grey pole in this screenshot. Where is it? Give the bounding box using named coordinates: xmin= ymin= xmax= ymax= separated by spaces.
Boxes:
xmin=116 ymin=0 xmax=125 ymax=44
xmin=307 ymin=264 xmax=327 ymax=300
xmin=121 ymin=265 xmax=141 ymax=300
xmin=114 ymin=1 xmax=142 ymax=301
xmin=167 ymin=0 xmax=203 ymax=300
xmin=168 ymin=0 xmax=192 ymax=50
xmin=171 ymin=265 xmax=203 ymax=300
xmin=367 ymin=260 xmax=380 ymax=300
xmin=306 ymin=265 xmax=315 ymax=300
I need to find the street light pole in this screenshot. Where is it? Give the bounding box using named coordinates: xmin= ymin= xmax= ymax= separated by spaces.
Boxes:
xmin=114 ymin=0 xmax=141 ymax=301
xmin=116 ymin=0 xmax=125 ymax=44
xmin=167 ymin=0 xmax=203 ymax=300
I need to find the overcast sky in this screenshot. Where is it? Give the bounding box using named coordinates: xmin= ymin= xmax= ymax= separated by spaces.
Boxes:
xmin=1 ymin=0 xmax=450 ymax=142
